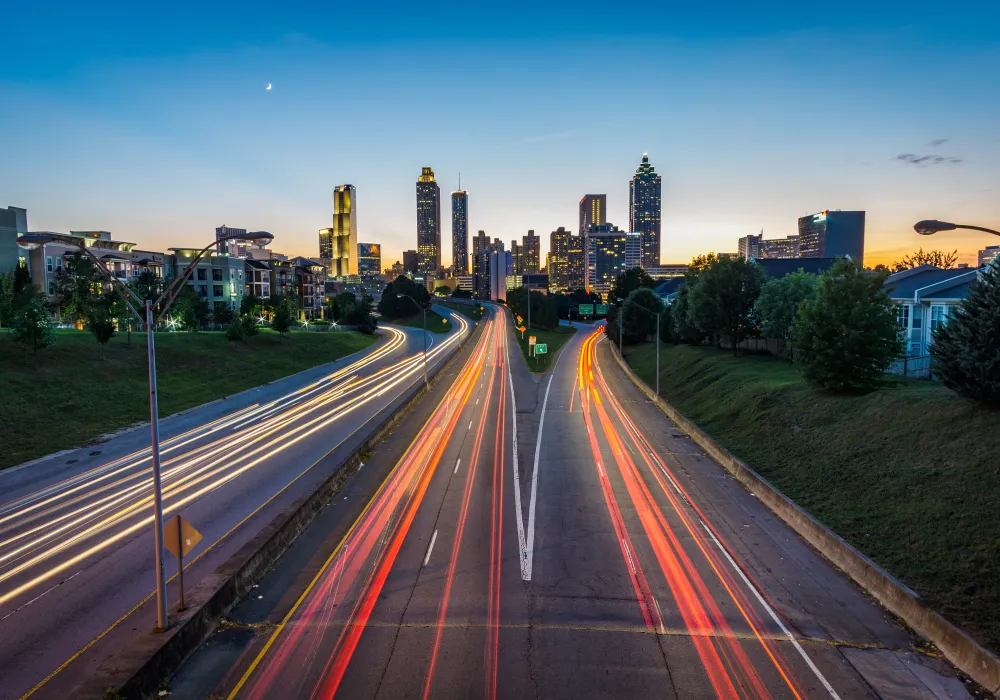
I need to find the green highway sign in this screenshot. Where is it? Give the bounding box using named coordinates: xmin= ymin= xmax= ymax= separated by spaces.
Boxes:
xmin=596 ymin=303 xmax=609 ymax=315
xmin=579 ymin=304 xmax=594 ymax=315
xmin=534 ymin=343 xmax=548 ymax=354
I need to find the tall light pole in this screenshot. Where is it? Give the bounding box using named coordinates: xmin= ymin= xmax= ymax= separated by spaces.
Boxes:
xmin=397 ymin=293 xmax=428 ymax=387
xmin=626 ymin=298 xmax=664 ymax=398
xmin=17 ymin=230 xmax=272 ymax=632
xmin=914 ymin=220 xmax=1000 ymax=237
xmin=616 ymin=297 xmax=625 ymax=355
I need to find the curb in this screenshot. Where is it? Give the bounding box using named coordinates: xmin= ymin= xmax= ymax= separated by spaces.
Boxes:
xmin=608 ymin=343 xmax=1000 ymax=697
xmin=71 ymin=321 xmax=483 ymax=700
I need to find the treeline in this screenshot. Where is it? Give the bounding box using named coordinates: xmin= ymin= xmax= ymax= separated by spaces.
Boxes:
xmin=505 ymin=288 xmax=603 ymax=331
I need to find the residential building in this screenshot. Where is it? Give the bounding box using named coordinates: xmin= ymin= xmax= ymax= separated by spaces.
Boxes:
xmin=579 ymin=194 xmax=607 ymax=236
xmin=402 ymin=249 xmax=418 ymax=274
xmin=473 ymin=238 xmax=507 ymax=301
xmin=584 ymin=223 xmax=627 ymax=298
xmin=629 ymin=154 xmax=662 ymax=267
xmin=451 ymin=190 xmax=469 ymax=275
xmin=625 ymin=231 xmax=642 ymax=270
xmin=416 ymin=167 xmax=441 ymax=278
xmin=472 ymin=230 xmax=490 ymax=259
xmin=270 ymin=259 xmax=297 ymax=300
xmin=510 ymin=240 xmax=524 ymax=275
xmin=798 ymin=210 xmax=865 ymax=261
xmin=738 ymin=231 xmax=801 ymax=259
xmin=522 ymin=229 xmax=540 ymax=273
xmin=291 ymin=257 xmax=328 ymax=320
xmin=358 ymin=242 xmax=381 ymax=279
xmin=318 ymin=184 xmax=358 ymax=277
xmin=169 ymin=248 xmax=245 ymax=312
xmin=245 ymin=259 xmax=271 ymax=298
xmin=547 ymin=226 xmax=585 ymax=293
xmin=215 ymin=225 xmax=273 ymax=259
xmin=884 ymin=265 xmax=981 ymax=357
xmin=979 ymin=245 xmax=1000 ymax=268
xmin=1 ymin=206 xmax=27 ymax=272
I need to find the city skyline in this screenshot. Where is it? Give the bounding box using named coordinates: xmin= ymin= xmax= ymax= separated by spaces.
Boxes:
xmin=2 ymin=3 xmax=998 ymax=269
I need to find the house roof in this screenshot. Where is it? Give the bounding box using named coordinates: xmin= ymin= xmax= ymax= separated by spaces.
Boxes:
xmin=884 ymin=266 xmax=980 ymax=302
xmin=755 ymin=257 xmax=841 ymax=278
xmin=245 ymin=259 xmax=271 ymax=271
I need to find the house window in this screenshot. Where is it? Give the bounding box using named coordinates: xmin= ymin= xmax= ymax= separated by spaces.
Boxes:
xmin=56 ymin=256 xmax=63 ymax=272
xmin=198 ymin=285 xmax=208 ymax=298
xmin=46 ymin=256 xmax=53 ymax=273
xmin=197 ymin=269 xmax=207 ymax=281
xmin=213 ymin=284 xmax=223 ymax=298
xmin=911 ymin=305 xmax=922 ymax=330
xmin=48 ymin=280 xmax=54 ymax=295
xmin=896 ymin=304 xmax=910 ymax=329
xmin=212 ymin=269 xmax=222 ymax=281
xmin=930 ymin=306 xmax=949 ymax=331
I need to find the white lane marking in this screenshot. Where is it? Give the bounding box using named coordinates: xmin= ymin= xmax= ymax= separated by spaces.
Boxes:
xmin=622 ymin=539 xmax=637 ymax=575
xmin=652 ymin=596 xmax=666 ymax=634
xmin=524 ymin=355 xmax=557 ymax=582
xmin=423 ymin=530 xmax=438 ymax=567
xmin=468 ymin=420 xmax=473 ymax=431
xmin=454 ymin=458 xmax=461 ymax=475
xmin=476 ymin=398 xmax=479 ymax=405
xmin=597 ymin=462 xmax=605 ymax=477
xmin=506 ymin=336 xmax=528 ymax=580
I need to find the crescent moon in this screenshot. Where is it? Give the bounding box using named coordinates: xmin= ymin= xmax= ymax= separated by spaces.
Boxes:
xmin=266 ymin=83 xmax=272 ymax=90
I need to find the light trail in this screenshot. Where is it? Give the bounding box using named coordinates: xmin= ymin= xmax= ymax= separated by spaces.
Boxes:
xmin=0 ymin=321 xmax=471 ymax=612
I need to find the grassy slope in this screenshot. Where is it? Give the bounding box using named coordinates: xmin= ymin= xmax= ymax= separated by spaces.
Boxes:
xmin=625 ymin=343 xmax=1000 ymax=653
xmin=438 ymin=301 xmax=484 ymax=322
xmin=0 ymin=329 xmax=377 ymax=469
xmin=394 ymin=310 xmax=452 ymax=334
xmin=512 ymin=323 xmax=577 ymax=373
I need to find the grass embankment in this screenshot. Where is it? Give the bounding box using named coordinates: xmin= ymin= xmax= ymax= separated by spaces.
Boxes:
xmin=0 ymin=329 xmax=377 ymax=470
xmin=513 ymin=324 xmax=577 ymax=373
xmin=625 ymin=343 xmax=1000 ymax=654
xmin=438 ymin=301 xmax=484 ymax=322
xmin=395 ymin=311 xmax=452 ymax=334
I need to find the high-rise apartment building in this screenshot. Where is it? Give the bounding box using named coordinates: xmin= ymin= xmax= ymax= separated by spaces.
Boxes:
xmin=585 ymin=223 xmax=627 ymax=298
xmin=510 ymin=240 xmax=524 ymax=275
xmin=625 ymin=231 xmax=642 ymax=270
xmin=473 ymin=237 xmax=506 ymax=301
xmin=547 ymin=226 xmax=585 ymax=293
xmin=451 ymin=190 xmax=468 ymax=275
xmin=798 ymin=210 xmax=865 ymax=261
xmin=579 ymin=194 xmax=607 ymax=236
xmin=472 ymin=230 xmax=490 ymax=259
xmin=416 ymin=167 xmax=441 ymax=277
xmin=979 ymin=246 xmax=1000 ymax=268
xmin=629 ymin=154 xmax=662 ymax=267
xmin=402 ymin=249 xmax=418 ymax=274
xmin=358 ymin=243 xmax=381 ymax=279
xmin=522 ymin=229 xmax=540 ymax=273
xmin=320 ymin=185 xmax=358 ymax=277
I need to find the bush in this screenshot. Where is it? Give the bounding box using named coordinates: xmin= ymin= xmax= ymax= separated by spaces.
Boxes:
xmin=225 ymin=317 xmax=247 ymax=342
xmin=791 ymin=259 xmax=903 ymax=391
xmin=931 ymin=262 xmax=1000 ymax=406
xmin=241 ymin=313 xmax=259 ymax=338
xmin=11 ymin=292 xmax=55 ymax=356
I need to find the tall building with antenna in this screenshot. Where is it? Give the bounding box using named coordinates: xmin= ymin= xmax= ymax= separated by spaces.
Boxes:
xmin=416 ymin=167 xmax=441 ymax=278
xmin=451 ymin=177 xmax=468 ymax=275
xmin=629 ymin=153 xmax=662 ymax=267
xmin=320 ymin=184 xmax=357 ymax=276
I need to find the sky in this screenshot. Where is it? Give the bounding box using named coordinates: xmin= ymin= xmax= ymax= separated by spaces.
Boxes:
xmin=2 ymin=0 xmax=999 ymax=268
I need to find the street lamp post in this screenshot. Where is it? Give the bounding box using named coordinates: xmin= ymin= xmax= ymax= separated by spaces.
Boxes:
xmin=914 ymin=220 xmax=1000 ymax=237
xmin=626 ymin=298 xmax=664 ymax=398
xmin=397 ymin=293 xmax=429 ymax=387
xmin=615 ymin=297 xmax=625 ymax=355
xmin=16 ymin=231 xmax=272 ymax=632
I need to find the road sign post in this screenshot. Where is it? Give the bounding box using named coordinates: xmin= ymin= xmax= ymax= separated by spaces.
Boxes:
xmin=164 ymin=514 xmax=202 ymax=612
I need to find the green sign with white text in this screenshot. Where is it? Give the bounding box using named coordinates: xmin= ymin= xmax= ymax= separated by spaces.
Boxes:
xmin=579 ymin=304 xmax=594 ymax=315
xmin=596 ymin=303 xmax=608 ymax=315
xmin=534 ymin=344 xmax=548 ymax=354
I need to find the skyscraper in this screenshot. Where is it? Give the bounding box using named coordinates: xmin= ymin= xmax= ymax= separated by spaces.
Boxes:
xmin=320 ymin=185 xmax=358 ymax=277
xmin=451 ymin=189 xmax=469 ymax=275
xmin=472 ymin=230 xmax=490 ymax=259
xmin=416 ymin=167 xmax=441 ymax=278
xmin=797 ymin=210 xmax=865 ymax=261
xmin=522 ymin=229 xmax=540 ymax=273
xmin=548 ymin=226 xmax=585 ymax=293
xmin=579 ymin=194 xmax=607 ymax=236
xmin=585 ymin=223 xmax=627 ymax=297
xmin=510 ymin=240 xmax=524 ymax=275
xmin=402 ymin=249 xmax=418 ymax=274
xmin=357 ymin=243 xmax=381 ymax=279
xmin=629 ymin=153 xmax=662 ymax=267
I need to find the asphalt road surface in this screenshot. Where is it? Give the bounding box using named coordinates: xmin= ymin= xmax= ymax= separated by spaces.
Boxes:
xmin=0 ymin=312 xmax=471 ymax=700
xmin=170 ymin=316 xmax=974 ymax=699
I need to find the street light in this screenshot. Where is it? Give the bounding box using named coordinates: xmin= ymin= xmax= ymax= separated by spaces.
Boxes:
xmin=397 ymin=293 xmax=429 ymax=387
xmin=17 ymin=230 xmax=272 ymax=632
xmin=914 ymin=220 xmax=1000 ymax=237
xmin=615 ymin=297 xmax=625 ymax=354
xmin=625 ymin=298 xmax=664 ymax=398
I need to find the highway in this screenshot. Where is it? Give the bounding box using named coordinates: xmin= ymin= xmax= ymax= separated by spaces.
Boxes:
xmin=0 ymin=311 xmax=471 ymax=700
xmin=175 ymin=310 xmax=973 ymax=699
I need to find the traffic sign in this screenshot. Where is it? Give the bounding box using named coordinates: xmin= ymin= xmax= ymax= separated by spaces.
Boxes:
xmin=579 ymin=304 xmax=594 ymax=315
xmin=596 ymin=303 xmax=609 ymax=315
xmin=528 ymin=336 xmax=536 ymax=344
xmin=535 ymin=343 xmax=548 ymax=354
xmin=164 ymin=514 xmax=202 ymax=611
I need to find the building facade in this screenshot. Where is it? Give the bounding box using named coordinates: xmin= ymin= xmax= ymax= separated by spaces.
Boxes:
xmin=547 ymin=226 xmax=585 ymax=293
xmin=522 ymin=229 xmax=540 ymax=273
xmin=629 ymin=154 xmax=662 ymax=267
xmin=416 ymin=167 xmax=441 ymax=278
xmin=510 ymin=240 xmax=524 ymax=275
xmin=585 ymin=224 xmax=627 ymax=298
xmin=169 ymin=247 xmax=245 ymax=312
xmin=579 ymin=194 xmax=607 ymax=236
xmin=402 ymin=249 xmax=418 ymax=274
xmin=358 ymin=243 xmax=381 ymax=280
xmin=625 ymin=231 xmax=642 ymax=270
xmin=885 ymin=265 xmax=981 ymax=357
xmin=451 ymin=190 xmax=468 ymax=275
xmin=291 ymin=257 xmax=328 ymax=320
xmin=1 ymin=206 xmax=27 ymax=273
xmin=319 ymin=185 xmax=358 ymax=277
xmin=797 ymin=210 xmax=865 ymax=261
xmin=738 ymin=232 xmax=801 ymax=259
xmin=979 ymin=245 xmax=1000 ymax=268
xmin=245 ymin=259 xmax=271 ymax=298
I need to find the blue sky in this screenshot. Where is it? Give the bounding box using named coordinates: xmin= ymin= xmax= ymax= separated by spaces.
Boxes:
xmin=3 ymin=0 xmax=999 ymax=266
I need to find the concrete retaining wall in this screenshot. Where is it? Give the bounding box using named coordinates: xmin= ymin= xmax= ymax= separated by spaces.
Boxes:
xmin=72 ymin=318 xmax=484 ymax=700
xmin=609 ymin=344 xmax=1000 ymax=697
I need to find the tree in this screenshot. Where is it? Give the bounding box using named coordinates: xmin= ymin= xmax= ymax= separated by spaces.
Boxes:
xmin=213 ymin=302 xmax=235 ymax=326
xmin=226 ymin=316 xmax=247 ymax=342
xmin=688 ymin=256 xmax=765 ymax=355
xmin=56 ymin=251 xmax=99 ymax=327
xmin=930 ymin=262 xmax=1000 ymax=406
xmin=621 ymin=288 xmax=663 ymax=344
xmin=891 ymin=248 xmax=959 ymax=272
xmin=756 ymin=270 xmax=818 ymax=358
xmin=272 ymin=300 xmax=293 ymax=338
xmin=434 ymin=285 xmax=452 ymax=297
xmin=451 ymin=288 xmax=473 ymax=299
xmin=88 ymin=302 xmax=116 ymax=359
xmin=609 ymin=268 xmax=655 ymax=305
xmin=172 ymin=286 xmax=211 ymax=331
xmin=791 ymin=259 xmax=903 ymax=392
xmin=672 ymin=285 xmax=704 ymax=345
xmin=240 ymin=313 xmax=259 ymax=338
xmin=507 ymin=287 xmax=559 ymax=330
xmin=12 ymin=260 xmax=31 ymax=297
xmin=328 ymin=291 xmax=358 ymax=323
xmin=11 ymin=293 xmax=55 ymax=358
xmin=0 ymin=271 xmax=14 ymax=328
xmin=658 ymin=304 xmax=674 ymax=343
xmin=345 ymin=293 xmax=377 ymax=333
xmin=241 ymin=294 xmax=263 ymax=317
xmin=378 ymin=275 xmax=430 ymax=320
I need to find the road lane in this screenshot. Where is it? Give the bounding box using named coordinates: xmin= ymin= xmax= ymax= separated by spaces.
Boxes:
xmin=171 ymin=315 xmax=972 ymax=700
xmin=0 ymin=315 xmax=471 ymax=700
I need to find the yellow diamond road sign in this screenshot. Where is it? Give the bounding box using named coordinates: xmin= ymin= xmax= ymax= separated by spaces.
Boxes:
xmin=164 ymin=514 xmax=202 ymax=559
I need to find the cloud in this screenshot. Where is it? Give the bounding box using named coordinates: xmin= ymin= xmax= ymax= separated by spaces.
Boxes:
xmin=516 ymin=131 xmax=574 ymax=144
xmin=895 ymin=153 xmax=962 ymax=166
xmin=928 ymin=138 xmax=948 ymax=147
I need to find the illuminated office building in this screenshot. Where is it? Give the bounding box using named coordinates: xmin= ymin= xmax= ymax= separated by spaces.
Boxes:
xmin=547 ymin=226 xmax=585 ymax=293
xmin=798 ymin=210 xmax=865 ymax=261
xmin=416 ymin=167 xmax=441 ymax=277
xmin=451 ymin=190 xmax=468 ymax=275
xmin=585 ymin=223 xmax=627 ymax=298
xmin=522 ymin=229 xmax=540 ymax=273
xmin=629 ymin=153 xmax=662 ymax=267
xmin=320 ymin=185 xmax=358 ymax=276
xmin=358 ymin=242 xmax=381 ymax=279
xmin=579 ymin=194 xmax=607 ymax=236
